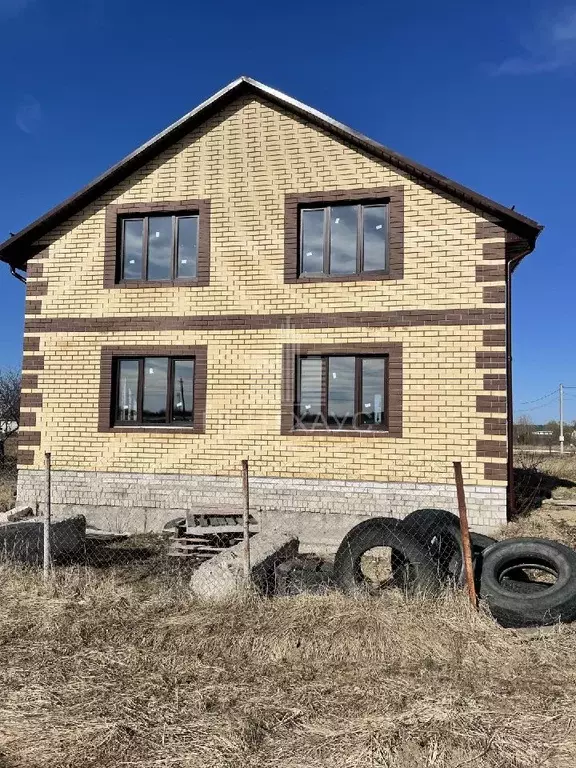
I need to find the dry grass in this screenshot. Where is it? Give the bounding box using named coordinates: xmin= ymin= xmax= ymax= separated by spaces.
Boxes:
xmin=0 ymin=447 xmax=574 ymax=766
xmin=0 ymin=568 xmax=576 ymax=768
xmin=528 ymin=454 xmax=576 ymax=483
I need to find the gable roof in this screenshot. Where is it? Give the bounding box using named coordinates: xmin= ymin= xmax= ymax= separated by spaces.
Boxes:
xmin=0 ymin=76 xmax=542 ymax=268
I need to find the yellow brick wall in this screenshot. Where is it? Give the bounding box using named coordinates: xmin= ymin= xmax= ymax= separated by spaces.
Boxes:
xmin=19 ymin=95 xmax=506 ymax=486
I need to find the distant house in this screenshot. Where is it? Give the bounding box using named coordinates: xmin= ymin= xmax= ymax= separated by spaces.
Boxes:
xmin=0 ymin=77 xmax=542 ymax=543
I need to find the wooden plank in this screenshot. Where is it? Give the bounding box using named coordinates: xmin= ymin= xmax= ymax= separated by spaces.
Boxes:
xmin=184 ymin=524 xmax=259 ymax=535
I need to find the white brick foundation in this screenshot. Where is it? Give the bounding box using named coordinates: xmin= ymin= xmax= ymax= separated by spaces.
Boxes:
xmin=17 ymin=469 xmax=507 ymax=552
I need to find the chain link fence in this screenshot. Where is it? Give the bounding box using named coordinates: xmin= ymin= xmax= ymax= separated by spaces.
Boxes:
xmin=1 ymin=442 xmax=486 ymax=605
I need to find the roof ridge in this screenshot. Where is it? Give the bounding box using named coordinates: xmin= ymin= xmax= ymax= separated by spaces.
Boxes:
xmin=0 ymin=76 xmax=542 ymax=267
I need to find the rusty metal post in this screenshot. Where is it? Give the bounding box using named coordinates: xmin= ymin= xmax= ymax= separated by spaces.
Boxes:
xmin=453 ymin=461 xmax=478 ymax=608
xmin=241 ymin=459 xmax=251 ymax=583
xmin=43 ymin=452 xmax=52 ymax=581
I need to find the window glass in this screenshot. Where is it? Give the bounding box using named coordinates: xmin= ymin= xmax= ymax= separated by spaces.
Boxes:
xmin=327 ymin=357 xmax=355 ymax=428
xmin=363 ymin=206 xmax=387 ymax=271
xmin=122 ymin=220 xmax=144 ymax=280
xmin=361 ymin=358 xmax=386 ymax=427
xmin=116 ymin=360 xmax=139 ymax=422
xmin=329 ymin=206 xmax=358 ymax=275
xmin=298 ymin=358 xmax=323 ymax=426
xmin=177 ymin=217 xmax=198 ymax=278
xmin=142 ymin=357 xmax=168 ymax=423
xmin=172 ymin=359 xmax=194 ymax=422
xmin=301 ymin=209 xmax=325 ymax=274
xmin=147 ymin=217 xmax=173 ymax=280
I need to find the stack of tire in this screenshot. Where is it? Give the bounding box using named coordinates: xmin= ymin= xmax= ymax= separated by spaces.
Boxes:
xmin=333 ymin=509 xmax=576 ymax=628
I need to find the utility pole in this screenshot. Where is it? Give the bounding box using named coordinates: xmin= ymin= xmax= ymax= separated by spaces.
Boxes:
xmin=560 ymin=383 xmax=565 ymax=455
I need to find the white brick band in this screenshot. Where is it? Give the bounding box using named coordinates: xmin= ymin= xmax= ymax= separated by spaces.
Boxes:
xmin=17 ymin=469 xmax=506 ymax=552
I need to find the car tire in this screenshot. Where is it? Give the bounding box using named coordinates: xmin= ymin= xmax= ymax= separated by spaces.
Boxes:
xmin=480 ymin=537 xmax=576 ymax=627
xmin=399 ymin=508 xmax=467 ymax=583
xmin=471 ymin=532 xmax=497 ymax=554
xmin=333 ymin=517 xmax=442 ymax=595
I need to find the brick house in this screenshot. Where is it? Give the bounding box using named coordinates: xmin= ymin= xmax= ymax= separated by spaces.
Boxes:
xmin=0 ymin=77 xmax=542 ymax=548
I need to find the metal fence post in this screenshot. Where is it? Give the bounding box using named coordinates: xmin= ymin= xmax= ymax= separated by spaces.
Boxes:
xmin=44 ymin=452 xmax=52 ymax=580
xmin=453 ymin=461 xmax=477 ymax=609
xmin=241 ymin=459 xmax=251 ymax=584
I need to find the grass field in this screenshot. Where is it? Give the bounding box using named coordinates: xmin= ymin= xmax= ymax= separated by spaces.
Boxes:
xmin=1 ymin=501 xmax=576 ymax=768
xmin=1 ymin=450 xmax=576 ymax=766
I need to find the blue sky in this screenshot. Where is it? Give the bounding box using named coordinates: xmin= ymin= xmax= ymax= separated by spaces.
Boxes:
xmin=0 ymin=0 xmax=574 ymax=423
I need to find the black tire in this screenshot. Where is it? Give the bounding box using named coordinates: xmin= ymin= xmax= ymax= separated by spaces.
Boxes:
xmin=333 ymin=517 xmax=442 ymax=595
xmin=399 ymin=508 xmax=466 ymax=583
xmin=480 ymin=537 xmax=576 ymax=627
xmin=471 ymin=532 xmax=497 ymax=554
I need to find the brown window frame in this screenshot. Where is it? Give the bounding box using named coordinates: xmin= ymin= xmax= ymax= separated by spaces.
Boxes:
xmin=299 ymin=203 xmax=389 ymax=278
xmin=113 ymin=356 xmax=196 ymax=427
xmin=98 ymin=345 xmax=207 ymax=433
xmin=281 ymin=343 xmax=402 ymax=438
xmin=119 ymin=213 xmax=199 ymax=283
xmin=285 ymin=187 xmax=404 ymax=284
xmin=103 ymin=200 xmax=210 ymax=288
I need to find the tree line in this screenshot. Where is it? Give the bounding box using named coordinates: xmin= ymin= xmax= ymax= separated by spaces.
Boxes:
xmin=514 ymin=414 xmax=575 ymax=448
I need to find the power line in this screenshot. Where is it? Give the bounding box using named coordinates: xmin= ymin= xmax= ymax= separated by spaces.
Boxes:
xmin=518 ymin=390 xmax=557 ymax=405
xmin=518 ymin=401 xmax=559 ymax=413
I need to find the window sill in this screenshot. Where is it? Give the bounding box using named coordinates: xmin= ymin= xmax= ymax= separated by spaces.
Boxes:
xmin=103 ymin=425 xmax=201 ymax=434
xmin=113 ymin=279 xmax=207 ymax=288
xmin=286 ymin=428 xmax=397 ymax=438
xmin=287 ymin=270 xmax=392 ymax=284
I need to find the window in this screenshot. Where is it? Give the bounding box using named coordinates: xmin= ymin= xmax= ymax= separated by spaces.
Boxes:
xmin=120 ymin=214 xmax=199 ymax=282
xmin=295 ymin=354 xmax=387 ymax=431
xmin=114 ymin=356 xmax=195 ymax=426
xmin=299 ymin=203 xmax=388 ymax=277
xmin=104 ymin=200 xmax=210 ymax=288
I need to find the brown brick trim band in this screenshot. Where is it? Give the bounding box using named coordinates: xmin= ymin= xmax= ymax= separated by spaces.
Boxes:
xmin=483 ymin=329 xmax=505 ymax=347
xmin=477 ymin=439 xmax=507 ymax=459
xmin=25 ymin=307 xmax=505 ymax=334
xmin=476 ymin=351 xmax=506 ymax=369
xmin=98 ymin=345 xmax=208 ymax=434
xmin=17 ymin=450 xmax=35 ymax=466
xmin=19 ymin=412 xmax=37 ymax=427
xmin=281 ymin=342 xmax=402 ymax=438
xmin=26 ymin=262 xmax=44 ymax=278
xmin=26 ymin=281 xmax=48 ymax=297
xmin=483 ymin=374 xmax=506 ymax=391
xmin=103 ymin=200 xmax=211 ymax=289
xmin=482 ymin=242 xmax=505 ymax=260
xmin=485 ymin=462 xmax=507 ymax=481
xmin=21 ymin=392 xmax=42 ymax=408
xmin=22 ymin=355 xmax=44 ymax=371
xmin=284 ymin=186 xmax=404 ymax=283
xmin=477 ymin=395 xmax=507 ymax=414
xmin=23 ymin=336 xmax=41 ymax=352
xmin=18 ymin=431 xmax=41 ymax=446
xmin=476 ymin=263 xmax=505 ymax=282
xmin=21 ymin=374 xmax=38 ymax=390
xmin=476 ymin=221 xmax=505 ymax=239
xmin=25 ymin=300 xmax=42 ymax=315
xmin=484 ymin=418 xmax=507 ymax=436
xmin=483 ymin=286 xmax=506 ymax=304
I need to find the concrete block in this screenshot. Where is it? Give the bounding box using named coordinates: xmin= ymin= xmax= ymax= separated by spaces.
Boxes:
xmin=0 ymin=505 xmax=34 ymax=524
xmin=190 ymin=531 xmax=299 ymax=601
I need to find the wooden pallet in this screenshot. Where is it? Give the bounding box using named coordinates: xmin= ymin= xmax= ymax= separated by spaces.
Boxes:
xmin=167 ymin=507 xmax=258 ymax=559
